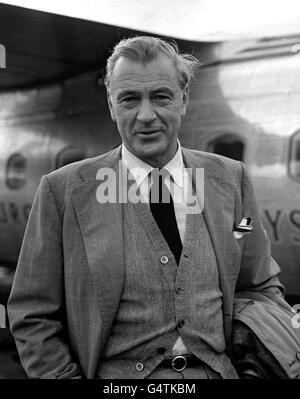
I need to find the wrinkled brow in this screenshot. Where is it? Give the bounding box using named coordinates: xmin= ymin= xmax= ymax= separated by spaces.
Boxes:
xmin=116 ymin=86 xmax=175 ymax=99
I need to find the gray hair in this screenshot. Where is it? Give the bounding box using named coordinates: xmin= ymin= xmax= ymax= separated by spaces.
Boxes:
xmin=105 ymin=36 xmax=200 ymax=90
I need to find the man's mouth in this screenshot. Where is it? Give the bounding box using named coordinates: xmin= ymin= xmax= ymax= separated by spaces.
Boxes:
xmin=136 ymin=129 xmax=162 ymax=135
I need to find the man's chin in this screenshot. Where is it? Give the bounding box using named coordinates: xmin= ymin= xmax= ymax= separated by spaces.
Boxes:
xmin=134 ymin=146 xmax=175 ymax=167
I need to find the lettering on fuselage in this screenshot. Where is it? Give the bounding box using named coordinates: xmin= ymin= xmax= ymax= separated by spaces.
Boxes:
xmin=290 ymin=211 xmax=300 ymax=243
xmin=0 ymin=201 xmax=31 ymax=225
xmin=264 ymin=210 xmax=282 ymax=242
xmin=263 ymin=209 xmax=300 ymax=244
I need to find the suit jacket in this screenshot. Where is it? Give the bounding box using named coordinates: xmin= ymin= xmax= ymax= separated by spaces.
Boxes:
xmin=7 ymin=146 xmax=283 ymax=379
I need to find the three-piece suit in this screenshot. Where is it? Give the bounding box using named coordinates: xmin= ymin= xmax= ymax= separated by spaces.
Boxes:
xmin=7 ymin=146 xmax=283 ymax=378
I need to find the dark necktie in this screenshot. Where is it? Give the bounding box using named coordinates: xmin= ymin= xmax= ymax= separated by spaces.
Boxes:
xmin=149 ymin=170 xmax=182 ymax=264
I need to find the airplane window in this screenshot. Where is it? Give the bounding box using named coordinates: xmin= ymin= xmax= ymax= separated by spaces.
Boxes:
xmin=56 ymin=147 xmax=85 ymax=169
xmin=289 ymin=132 xmax=300 ymax=180
xmin=6 ymin=153 xmax=27 ymax=190
xmin=206 ymin=134 xmax=244 ymax=161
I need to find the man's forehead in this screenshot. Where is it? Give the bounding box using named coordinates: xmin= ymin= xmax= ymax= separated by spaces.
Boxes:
xmin=111 ymin=73 xmax=179 ymax=90
xmin=110 ymin=54 xmax=180 ymax=88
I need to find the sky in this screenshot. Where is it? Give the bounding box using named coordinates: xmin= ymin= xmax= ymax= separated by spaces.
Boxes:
xmin=2 ymin=0 xmax=300 ymax=41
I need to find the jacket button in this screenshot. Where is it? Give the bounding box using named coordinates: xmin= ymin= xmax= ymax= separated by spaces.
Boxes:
xmin=157 ymin=347 xmax=166 ymax=354
xmin=160 ymin=256 xmax=169 ymax=264
xmin=136 ymin=362 xmax=144 ymax=372
xmin=175 ymin=286 xmax=184 ymax=294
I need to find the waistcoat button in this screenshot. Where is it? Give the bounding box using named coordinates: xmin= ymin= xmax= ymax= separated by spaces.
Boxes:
xmin=136 ymin=362 xmax=144 ymax=372
xmin=160 ymin=255 xmax=169 ymax=264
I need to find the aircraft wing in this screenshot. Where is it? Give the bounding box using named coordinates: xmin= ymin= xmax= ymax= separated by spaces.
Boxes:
xmin=0 ymin=2 xmax=204 ymax=90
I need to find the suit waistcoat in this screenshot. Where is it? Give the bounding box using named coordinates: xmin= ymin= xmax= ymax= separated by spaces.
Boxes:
xmin=96 ymin=201 xmax=238 ymax=379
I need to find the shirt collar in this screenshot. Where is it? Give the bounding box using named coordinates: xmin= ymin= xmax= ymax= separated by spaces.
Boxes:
xmin=121 ymin=141 xmax=184 ymax=188
xmin=121 ymin=145 xmax=153 ymax=188
xmin=164 ymin=141 xmax=184 ymax=188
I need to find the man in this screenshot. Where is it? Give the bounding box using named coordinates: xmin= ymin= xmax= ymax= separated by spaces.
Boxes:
xmin=7 ymin=36 xmax=284 ymax=379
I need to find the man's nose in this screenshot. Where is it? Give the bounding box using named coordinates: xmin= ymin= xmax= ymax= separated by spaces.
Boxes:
xmin=136 ymin=100 xmax=156 ymax=123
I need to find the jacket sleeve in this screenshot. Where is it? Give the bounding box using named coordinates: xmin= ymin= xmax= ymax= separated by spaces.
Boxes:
xmin=235 ymin=162 xmax=285 ymax=298
xmin=7 ymin=176 xmax=82 ymax=379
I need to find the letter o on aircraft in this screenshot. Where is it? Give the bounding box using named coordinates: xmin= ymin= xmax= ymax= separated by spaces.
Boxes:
xmin=6 ymin=152 xmax=27 ymax=190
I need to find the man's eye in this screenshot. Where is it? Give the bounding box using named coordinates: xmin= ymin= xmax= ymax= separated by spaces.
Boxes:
xmin=121 ymin=96 xmax=137 ymax=103
xmin=154 ymin=94 xmax=171 ymax=101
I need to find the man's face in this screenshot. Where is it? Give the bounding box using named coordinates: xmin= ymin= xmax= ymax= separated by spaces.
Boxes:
xmin=107 ymin=53 xmax=189 ymax=167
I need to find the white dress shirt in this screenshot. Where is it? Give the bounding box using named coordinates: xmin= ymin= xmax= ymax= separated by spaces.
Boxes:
xmin=121 ymin=142 xmax=191 ymax=243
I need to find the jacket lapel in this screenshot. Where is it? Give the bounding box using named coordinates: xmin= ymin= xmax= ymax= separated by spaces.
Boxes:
xmin=71 ymin=148 xmax=125 ymax=346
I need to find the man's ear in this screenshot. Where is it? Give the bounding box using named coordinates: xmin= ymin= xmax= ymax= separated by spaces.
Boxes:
xmin=181 ymin=85 xmax=189 ymax=116
xmin=107 ymin=90 xmax=116 ymax=122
